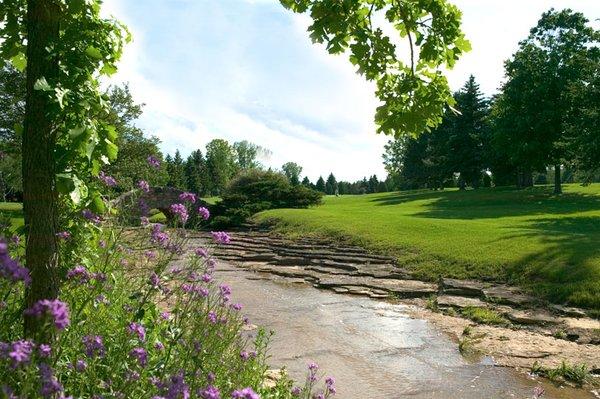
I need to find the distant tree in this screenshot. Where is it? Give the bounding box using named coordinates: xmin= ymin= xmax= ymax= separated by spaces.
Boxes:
xmin=492 ymin=9 xmax=598 ymax=194
xmin=315 ymin=176 xmax=326 ymax=193
xmin=104 ymin=85 xmax=168 ymax=190
xmin=205 ymin=139 xmax=237 ymax=195
xmin=233 ymin=140 xmax=270 ymax=170
xmin=367 ymin=175 xmax=379 ymax=193
xmin=165 ymin=150 xmax=186 ymax=190
xmin=377 ymin=180 xmax=389 ymax=193
xmin=301 ymin=176 xmax=312 ymax=188
xmin=185 ymin=149 xmax=207 ymax=195
xmin=446 ymin=75 xmax=488 ymax=189
xmin=282 ymin=162 xmax=303 ymax=185
xmin=325 ymin=173 xmax=337 ymax=195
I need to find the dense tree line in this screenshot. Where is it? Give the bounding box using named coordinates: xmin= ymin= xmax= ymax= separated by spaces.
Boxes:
xmin=383 ymin=9 xmax=600 ymax=193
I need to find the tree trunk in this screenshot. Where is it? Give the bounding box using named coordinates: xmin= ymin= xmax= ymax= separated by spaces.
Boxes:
xmin=553 ymin=164 xmax=562 ymax=194
xmin=458 ymin=176 xmax=466 ymax=190
xmin=23 ymin=0 xmax=61 ymax=336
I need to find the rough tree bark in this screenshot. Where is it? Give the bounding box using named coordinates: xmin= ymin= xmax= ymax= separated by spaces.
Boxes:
xmin=553 ymin=164 xmax=562 ymax=194
xmin=23 ymin=0 xmax=61 ymax=335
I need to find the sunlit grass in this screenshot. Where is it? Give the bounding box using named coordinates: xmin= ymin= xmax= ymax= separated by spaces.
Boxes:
xmin=255 ymin=184 xmax=600 ymax=309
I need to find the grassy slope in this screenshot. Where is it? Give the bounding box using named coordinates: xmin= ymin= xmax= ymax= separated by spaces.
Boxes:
xmin=255 ymin=184 xmax=600 ymax=309
xmin=0 ymin=202 xmax=24 ymax=230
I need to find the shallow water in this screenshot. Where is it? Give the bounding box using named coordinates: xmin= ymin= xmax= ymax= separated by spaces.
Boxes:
xmin=215 ymin=264 xmax=594 ymax=399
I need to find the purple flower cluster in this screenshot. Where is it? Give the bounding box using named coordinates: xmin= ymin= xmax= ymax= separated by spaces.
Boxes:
xmin=0 ymin=340 xmax=34 ymax=368
xmin=127 ymin=322 xmax=146 ymax=341
xmin=0 ymin=240 xmax=31 ymax=285
xmin=147 ymin=155 xmax=161 ymax=169
xmin=82 ymin=335 xmax=105 ymax=358
xmin=99 ymin=171 xmax=117 ymax=187
xmin=169 ymin=203 xmax=189 ymax=224
xmin=325 ymin=376 xmax=336 ymax=395
xmin=231 ymin=387 xmax=259 ymax=399
xmin=66 ymin=265 xmax=90 ymax=284
xmin=39 ymin=363 xmax=64 ymax=397
xmin=179 ymin=192 xmax=197 ymax=203
xmin=82 ymin=209 xmax=102 ymax=225
xmin=195 ymin=248 xmax=208 ymax=258
xmin=197 ymin=207 xmax=210 ymax=221
xmin=56 ymin=231 xmax=71 ymax=240
xmin=138 ymin=180 xmax=150 ymax=193
xmin=151 ymin=224 xmax=170 ymax=246
xmin=199 ymin=385 xmax=220 ymax=399
xmin=129 ymin=347 xmax=148 ymax=367
xmin=211 ymin=231 xmax=231 ymax=245
xmin=24 ymin=299 xmax=70 ymax=330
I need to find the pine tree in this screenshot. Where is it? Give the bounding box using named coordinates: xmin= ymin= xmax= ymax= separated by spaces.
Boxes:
xmin=185 ymin=149 xmax=207 ymax=195
xmin=325 ymin=173 xmax=337 ymax=195
xmin=315 ymin=176 xmax=326 ymax=193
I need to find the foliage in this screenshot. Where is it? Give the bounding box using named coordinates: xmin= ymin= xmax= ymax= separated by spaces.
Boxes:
xmin=459 ymin=307 xmax=509 ymax=326
xmin=205 ymin=139 xmax=237 ymax=196
xmin=233 ymin=141 xmax=270 ymax=171
xmin=255 ymin=184 xmax=600 ymax=309
xmin=165 ymin=151 xmax=187 ymax=191
xmin=491 ymin=9 xmax=599 ymax=193
xmin=280 ymin=0 xmax=470 ymax=136
xmin=0 ymin=64 xmax=24 ymax=200
xmin=185 ymin=150 xmax=209 ymax=195
xmin=212 ymin=170 xmax=322 ymax=228
xmin=0 ymin=198 xmax=335 ymax=398
xmin=532 ymin=361 xmax=591 ymax=386
xmin=281 ymin=162 xmax=303 ymax=186
xmin=325 ymin=173 xmax=337 ymax=195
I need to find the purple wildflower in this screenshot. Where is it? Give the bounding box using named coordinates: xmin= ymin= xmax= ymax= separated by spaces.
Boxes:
xmin=197 ymin=207 xmax=210 ymax=221
xmin=199 ymin=385 xmax=221 ymax=399
xmin=38 ymin=344 xmax=52 ymax=358
xmin=82 ymin=335 xmax=105 ymax=358
xmin=39 ymin=363 xmax=63 ymax=397
xmin=99 ymin=171 xmax=117 ymax=187
xmin=0 ymin=241 xmax=31 ymax=285
xmin=24 ymin=300 xmax=70 ymax=330
xmin=195 ymin=248 xmax=209 ymax=258
xmin=149 ymin=272 xmax=160 ymax=288
xmin=231 ymin=388 xmax=259 ymax=399
xmin=201 ymin=273 xmax=212 ymax=283
xmin=210 ymin=231 xmax=230 ymax=245
xmin=127 ymin=322 xmax=146 ymax=341
xmin=139 ymin=199 xmax=150 ymax=216
xmin=169 ymin=203 xmax=189 ymax=224
xmin=208 ymin=311 xmax=217 ymax=324
xmin=207 ymin=372 xmax=216 ymax=383
xmin=291 ymin=387 xmax=301 ymax=396
xmin=129 ymin=347 xmax=148 ymax=367
xmin=82 ymin=209 xmax=102 ymax=225
xmin=179 ymin=192 xmax=197 ymax=203
xmin=164 ymin=372 xmax=190 ymax=399
xmin=141 ymin=216 xmax=150 ymax=226
xmin=75 ymin=359 xmax=87 ymax=372
xmin=154 ymin=341 xmax=165 ymax=351
xmin=66 ymin=265 xmax=90 ymax=283
xmin=147 ymin=155 xmax=161 ymax=169
xmin=138 ymin=180 xmax=150 ymax=193
xmin=160 ymin=311 xmax=171 ymax=321
xmin=240 ymin=351 xmax=249 ymax=361
xmin=151 ymin=224 xmax=170 ymax=246
xmin=231 ymin=303 xmax=242 ymax=311
xmin=2 ymin=340 xmax=34 ymax=368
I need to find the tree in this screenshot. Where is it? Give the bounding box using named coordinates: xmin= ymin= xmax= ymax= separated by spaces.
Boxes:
xmin=315 ymin=176 xmax=326 ymax=193
xmin=205 ymin=139 xmax=236 ymax=195
xmin=282 ymin=162 xmax=303 ymax=185
xmin=367 ymin=175 xmax=379 ymax=193
xmin=446 ymin=75 xmax=488 ymax=189
xmin=166 ymin=150 xmax=186 ymax=190
xmin=185 ymin=149 xmax=207 ymax=195
xmin=301 ymin=176 xmax=312 ymax=188
xmin=325 ymin=173 xmax=337 ymax=195
xmin=104 ymin=85 xmax=167 ymax=190
xmin=233 ymin=140 xmax=270 ymax=170
xmin=492 ymin=9 xmax=598 ymax=194
xmin=280 ymin=0 xmax=469 ymax=137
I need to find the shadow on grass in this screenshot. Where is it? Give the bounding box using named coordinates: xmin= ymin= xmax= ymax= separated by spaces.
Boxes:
xmin=372 ymin=186 xmax=600 ymax=220
xmin=501 ymin=216 xmax=600 ymax=308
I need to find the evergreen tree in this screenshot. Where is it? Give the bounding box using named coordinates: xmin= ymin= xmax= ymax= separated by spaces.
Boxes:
xmin=368 ymin=175 xmax=379 ymax=193
xmin=315 ymin=176 xmax=326 ymax=193
xmin=301 ymin=176 xmax=312 ymax=188
xmin=282 ymin=162 xmax=303 ymax=185
xmin=325 ymin=173 xmax=337 ymax=195
xmin=185 ymin=149 xmax=207 ymax=195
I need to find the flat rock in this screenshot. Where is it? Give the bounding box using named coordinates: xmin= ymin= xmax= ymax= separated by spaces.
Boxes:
xmin=548 ymin=304 xmax=588 ymax=318
xmin=437 ymin=295 xmax=488 ymax=309
xmin=504 ymin=309 xmax=561 ymax=326
xmin=317 ymin=275 xmax=436 ymax=298
xmin=483 ymin=286 xmax=536 ymax=307
xmin=441 ymin=278 xmax=486 ymax=298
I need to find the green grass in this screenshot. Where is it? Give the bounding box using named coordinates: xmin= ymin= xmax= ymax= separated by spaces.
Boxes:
xmin=460 ymin=306 xmax=509 ymax=326
xmin=255 ymin=184 xmax=600 ymax=309
xmin=202 ymin=196 xmax=220 ymax=205
xmin=0 ymin=202 xmax=24 ymax=231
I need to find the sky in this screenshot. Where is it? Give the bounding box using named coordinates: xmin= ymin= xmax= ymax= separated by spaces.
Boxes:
xmin=101 ymin=0 xmax=600 ymax=182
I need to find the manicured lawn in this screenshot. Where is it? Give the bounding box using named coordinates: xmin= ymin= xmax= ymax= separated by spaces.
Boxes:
xmin=255 ymin=184 xmax=600 ymax=309
xmin=0 ymin=202 xmax=24 ymax=231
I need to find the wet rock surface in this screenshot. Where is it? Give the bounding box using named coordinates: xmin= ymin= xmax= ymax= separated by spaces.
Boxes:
xmin=198 ymin=229 xmax=599 ymax=392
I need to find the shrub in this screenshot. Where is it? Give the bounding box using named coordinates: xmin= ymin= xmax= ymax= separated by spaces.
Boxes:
xmin=0 ymin=181 xmax=335 ymax=398
xmin=212 ymin=171 xmax=322 ymax=227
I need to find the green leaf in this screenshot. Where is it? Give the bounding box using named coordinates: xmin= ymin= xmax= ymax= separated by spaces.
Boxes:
xmin=89 ymin=191 xmax=106 ymax=213
xmin=100 ymin=63 xmax=118 ymax=76
xmin=104 ymin=139 xmax=118 ymax=161
xmin=10 ymin=53 xmax=26 ymax=72
xmin=13 ymin=124 xmax=23 ymax=137
xmin=85 ymin=46 xmax=103 ymax=60
xmin=34 ymin=77 xmax=52 ymax=91
xmin=56 ymin=173 xmax=76 ymax=194
xmin=69 ymin=126 xmax=86 ymax=139
xmin=105 ymin=125 xmax=118 ymax=142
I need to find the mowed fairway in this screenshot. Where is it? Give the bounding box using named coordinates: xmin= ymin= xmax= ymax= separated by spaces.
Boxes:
xmin=255 ymin=184 xmax=600 ymax=309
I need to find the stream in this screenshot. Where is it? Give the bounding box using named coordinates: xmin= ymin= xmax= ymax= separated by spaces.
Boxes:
xmin=214 ymin=262 xmax=594 ymax=399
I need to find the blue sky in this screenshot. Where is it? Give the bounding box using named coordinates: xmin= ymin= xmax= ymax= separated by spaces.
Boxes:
xmin=102 ymin=0 xmax=600 ymax=181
